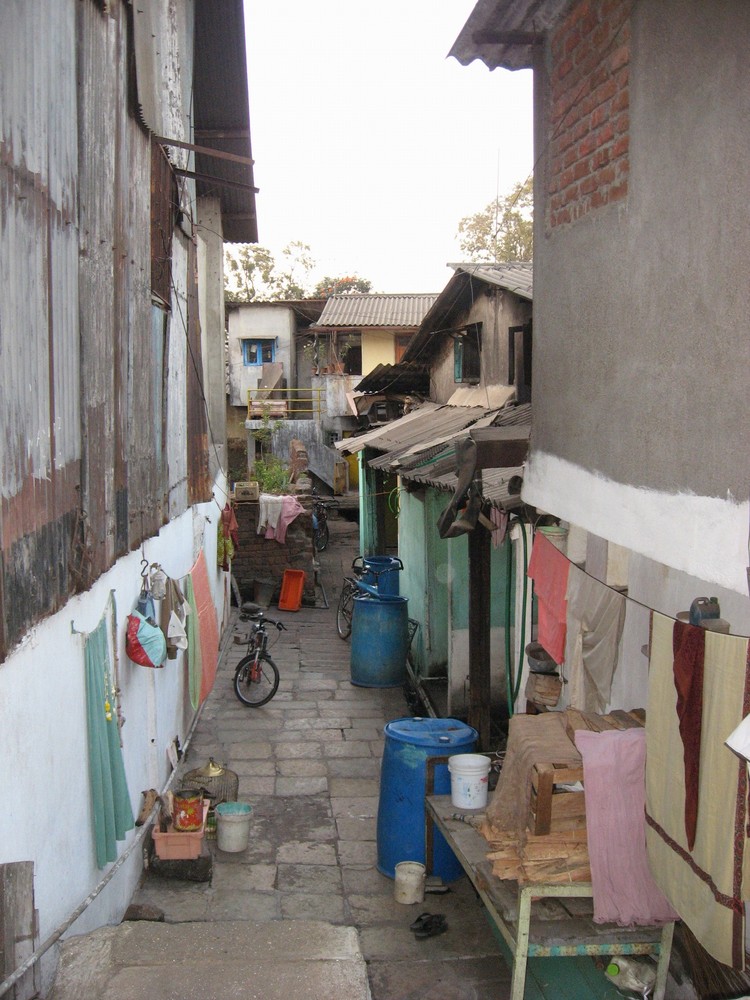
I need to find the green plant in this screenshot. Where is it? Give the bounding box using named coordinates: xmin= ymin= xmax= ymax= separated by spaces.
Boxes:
xmin=254 ymin=456 xmax=290 ymax=494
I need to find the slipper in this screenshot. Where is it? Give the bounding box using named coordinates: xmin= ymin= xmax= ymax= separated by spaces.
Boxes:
xmin=409 ymin=912 xmax=433 ymax=932
xmin=413 ymin=914 xmax=447 ymax=939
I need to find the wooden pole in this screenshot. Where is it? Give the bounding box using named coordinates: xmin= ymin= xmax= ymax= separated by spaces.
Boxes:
xmin=468 ymin=525 xmax=491 ymax=748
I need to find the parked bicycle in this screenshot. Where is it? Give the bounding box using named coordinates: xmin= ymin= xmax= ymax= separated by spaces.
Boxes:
xmin=312 ymin=492 xmax=338 ymax=552
xmin=336 ymin=556 xmax=366 ymax=639
xmin=233 ymin=605 xmax=287 ymax=707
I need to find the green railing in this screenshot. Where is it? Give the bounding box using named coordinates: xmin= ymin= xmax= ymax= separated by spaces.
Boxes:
xmin=247 ymin=386 xmax=324 ymax=420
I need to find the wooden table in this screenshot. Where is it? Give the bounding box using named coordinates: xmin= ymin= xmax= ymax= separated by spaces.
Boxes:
xmin=425 ymin=794 xmax=674 ymax=1000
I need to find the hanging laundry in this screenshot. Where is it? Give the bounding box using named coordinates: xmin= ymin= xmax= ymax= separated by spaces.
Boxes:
xmin=84 ymin=614 xmax=134 ymax=868
xmin=489 ymin=507 xmax=508 ymax=549
xmin=270 ymin=495 xmax=305 ymax=543
xmin=672 ymin=620 xmax=705 ymax=850
xmin=646 ymin=612 xmax=750 ymax=968
xmin=527 ymin=532 xmax=569 ymax=663
xmin=149 ymin=563 xmax=167 ymax=600
xmin=564 ymin=564 xmax=626 ymax=712
xmin=217 ymin=503 xmax=239 ymax=570
xmin=160 ymin=577 xmax=189 ymax=659
xmin=257 ymin=494 xmax=284 ymax=535
xmin=575 ymin=728 xmax=678 ymax=926
xmin=186 ymin=549 xmax=219 ymax=706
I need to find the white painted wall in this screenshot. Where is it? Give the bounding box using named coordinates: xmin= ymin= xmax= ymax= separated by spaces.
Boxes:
xmin=525 ymin=451 xmax=750 ymax=598
xmin=0 ymin=489 xmax=227 ymax=964
xmin=227 ymin=304 xmax=295 ymax=407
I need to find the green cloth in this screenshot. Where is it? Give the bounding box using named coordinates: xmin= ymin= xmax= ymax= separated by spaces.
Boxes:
xmin=184 ymin=574 xmax=202 ymax=710
xmin=85 ymin=618 xmax=134 ymax=868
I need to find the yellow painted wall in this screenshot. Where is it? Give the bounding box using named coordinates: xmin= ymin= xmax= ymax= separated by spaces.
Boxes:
xmin=361 ymin=329 xmax=395 ymax=375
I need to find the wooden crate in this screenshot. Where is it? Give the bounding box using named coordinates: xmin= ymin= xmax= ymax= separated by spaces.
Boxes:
xmin=528 ymin=762 xmax=586 ymax=835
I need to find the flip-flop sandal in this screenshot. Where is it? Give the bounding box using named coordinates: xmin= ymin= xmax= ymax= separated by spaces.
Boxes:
xmin=409 ymin=912 xmax=433 ymax=932
xmin=414 ymin=914 xmax=448 ymax=939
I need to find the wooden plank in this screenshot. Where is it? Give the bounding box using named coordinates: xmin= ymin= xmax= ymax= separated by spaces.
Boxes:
xmin=468 ymin=523 xmax=491 ymax=749
xmin=1 ymin=862 xmax=39 ymax=1000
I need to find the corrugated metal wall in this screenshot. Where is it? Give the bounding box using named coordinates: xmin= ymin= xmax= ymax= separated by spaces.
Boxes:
xmin=0 ymin=0 xmax=211 ymax=659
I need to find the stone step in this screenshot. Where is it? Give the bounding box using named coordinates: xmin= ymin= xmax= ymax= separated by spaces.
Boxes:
xmin=51 ymin=920 xmax=369 ymax=1000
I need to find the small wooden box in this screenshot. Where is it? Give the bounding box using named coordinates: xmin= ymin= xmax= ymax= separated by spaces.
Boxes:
xmin=234 ymin=481 xmax=259 ymax=502
xmin=528 ymin=762 xmax=586 ymax=836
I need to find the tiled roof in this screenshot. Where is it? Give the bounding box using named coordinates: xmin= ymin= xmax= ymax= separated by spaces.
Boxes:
xmin=313 ymin=293 xmax=438 ymax=329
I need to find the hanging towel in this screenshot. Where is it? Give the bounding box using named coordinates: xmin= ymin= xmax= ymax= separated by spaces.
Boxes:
xmin=564 ymin=564 xmax=626 ymax=712
xmin=258 ymin=493 xmax=284 ymax=535
xmin=672 ymin=620 xmax=705 ymax=851
xmin=489 ymin=507 xmax=509 ymax=549
xmin=184 ymin=574 xmax=203 ymax=710
xmin=575 ymin=728 xmax=679 ymax=926
xmin=527 ymin=532 xmax=569 ymax=663
xmin=272 ymin=495 xmax=305 ymax=543
xmin=645 ymin=612 xmax=750 ymax=968
xmin=84 ymin=616 xmax=134 ymax=868
xmin=187 ymin=549 xmax=219 ymax=705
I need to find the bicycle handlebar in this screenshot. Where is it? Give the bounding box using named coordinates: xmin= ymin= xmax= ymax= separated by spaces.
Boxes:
xmin=239 ymin=612 xmax=287 ymax=631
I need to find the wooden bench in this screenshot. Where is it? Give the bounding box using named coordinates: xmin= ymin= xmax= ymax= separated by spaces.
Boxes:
xmin=424 ymin=762 xmax=674 ymax=1000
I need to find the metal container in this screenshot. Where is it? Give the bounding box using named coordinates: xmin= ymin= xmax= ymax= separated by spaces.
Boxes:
xmin=172 ymin=790 xmax=204 ymax=832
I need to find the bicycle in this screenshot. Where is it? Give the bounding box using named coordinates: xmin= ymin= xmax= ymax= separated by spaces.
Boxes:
xmin=233 ymin=605 xmax=287 ymax=707
xmin=312 ymin=493 xmax=338 ymax=552
xmin=336 ymin=556 xmax=366 ymax=639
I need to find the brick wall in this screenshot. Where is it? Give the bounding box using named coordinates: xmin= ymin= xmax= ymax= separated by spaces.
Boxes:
xmin=231 ymin=501 xmax=315 ymax=604
xmin=548 ymin=0 xmax=631 ymax=229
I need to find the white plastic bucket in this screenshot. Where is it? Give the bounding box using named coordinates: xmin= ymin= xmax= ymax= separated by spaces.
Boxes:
xmin=393 ymin=861 xmax=426 ymax=904
xmin=215 ymin=801 xmax=252 ymax=852
xmin=448 ymin=754 xmax=491 ymax=809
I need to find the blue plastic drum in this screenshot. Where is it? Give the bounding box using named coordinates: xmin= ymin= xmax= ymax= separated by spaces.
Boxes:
xmin=350 ymin=594 xmax=408 ymax=688
xmin=361 ymin=556 xmax=403 ymax=596
xmin=376 ymin=717 xmax=478 ymax=881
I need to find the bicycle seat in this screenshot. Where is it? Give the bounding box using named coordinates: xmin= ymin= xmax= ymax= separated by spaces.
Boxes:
xmin=241 ymin=601 xmax=262 ymax=614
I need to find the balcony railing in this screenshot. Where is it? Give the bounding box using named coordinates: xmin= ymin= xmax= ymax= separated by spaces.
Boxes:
xmin=247 ymin=386 xmax=324 ymax=421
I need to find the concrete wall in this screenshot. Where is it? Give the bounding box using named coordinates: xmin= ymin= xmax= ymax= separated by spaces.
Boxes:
xmin=0 ymin=492 xmax=228 ymax=984
xmin=361 ymin=330 xmax=395 ymax=373
xmin=227 ymin=305 xmax=296 ymax=407
xmin=525 ymin=0 xmax=750 ymax=596
xmin=430 ymin=289 xmax=531 ymax=404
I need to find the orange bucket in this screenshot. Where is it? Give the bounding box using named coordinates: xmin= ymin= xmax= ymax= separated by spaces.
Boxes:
xmin=172 ymin=790 xmax=204 ymax=831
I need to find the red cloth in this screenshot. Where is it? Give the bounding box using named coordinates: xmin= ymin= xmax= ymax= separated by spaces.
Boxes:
xmin=672 ymin=620 xmax=705 ymax=851
xmin=576 ymin=728 xmax=679 ymax=926
xmin=189 ymin=550 xmax=219 ymax=704
xmin=527 ymin=532 xmax=570 ymax=664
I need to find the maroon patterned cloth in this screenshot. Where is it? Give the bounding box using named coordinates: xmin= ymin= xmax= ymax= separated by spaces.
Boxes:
xmin=672 ymin=620 xmax=705 ymax=851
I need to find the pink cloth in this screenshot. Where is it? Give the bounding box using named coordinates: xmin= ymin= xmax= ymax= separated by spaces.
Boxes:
xmin=265 ymin=495 xmax=305 ymax=543
xmin=576 ymin=728 xmax=679 ymax=926
xmin=527 ymin=532 xmax=569 ymax=663
xmin=189 ymin=550 xmax=219 ymax=703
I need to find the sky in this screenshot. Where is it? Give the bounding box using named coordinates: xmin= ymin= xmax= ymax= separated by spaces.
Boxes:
xmin=242 ymin=1 xmax=534 ymax=295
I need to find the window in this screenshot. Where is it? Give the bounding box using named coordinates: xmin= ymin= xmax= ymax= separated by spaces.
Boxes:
xmin=453 ymin=322 xmax=481 ymax=383
xmin=242 ymin=339 xmax=275 ymax=366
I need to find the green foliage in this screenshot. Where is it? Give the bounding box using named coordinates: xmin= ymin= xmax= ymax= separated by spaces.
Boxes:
xmin=224 ymin=241 xmax=315 ymax=303
xmin=313 ymin=275 xmax=373 ymax=298
xmin=253 ymin=456 xmax=289 ymax=495
xmin=457 ymin=176 xmax=533 ymax=263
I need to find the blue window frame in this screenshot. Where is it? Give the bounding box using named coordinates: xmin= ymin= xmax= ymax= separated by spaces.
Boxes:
xmin=242 ymin=339 xmax=275 ymax=366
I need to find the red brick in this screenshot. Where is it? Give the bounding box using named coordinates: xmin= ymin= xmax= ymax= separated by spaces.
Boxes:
xmin=609 ymin=180 xmax=628 ymax=201
xmin=612 ymin=135 xmax=629 ymax=159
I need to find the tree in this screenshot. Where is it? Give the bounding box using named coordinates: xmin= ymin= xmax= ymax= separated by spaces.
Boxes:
xmin=313 ymin=275 xmax=372 ymax=298
xmin=224 ymin=241 xmax=315 ymax=303
xmin=457 ymin=176 xmax=533 ymax=262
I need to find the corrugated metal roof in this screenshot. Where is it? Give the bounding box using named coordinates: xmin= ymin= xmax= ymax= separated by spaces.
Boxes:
xmin=355 ymin=402 xmax=532 ymax=509
xmin=448 ymin=261 xmax=533 ymax=300
xmin=355 ymin=362 xmax=430 ymax=395
xmin=193 ymin=0 xmax=258 ymax=243
xmin=313 ymin=293 xmax=438 ymax=329
xmin=448 ymin=0 xmax=570 ymax=71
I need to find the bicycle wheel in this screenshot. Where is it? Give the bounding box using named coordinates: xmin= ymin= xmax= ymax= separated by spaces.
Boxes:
xmin=314 ymin=520 xmax=330 ymax=552
xmin=233 ymin=653 xmax=280 ymax=707
xmin=336 ymin=581 xmax=355 ymax=639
